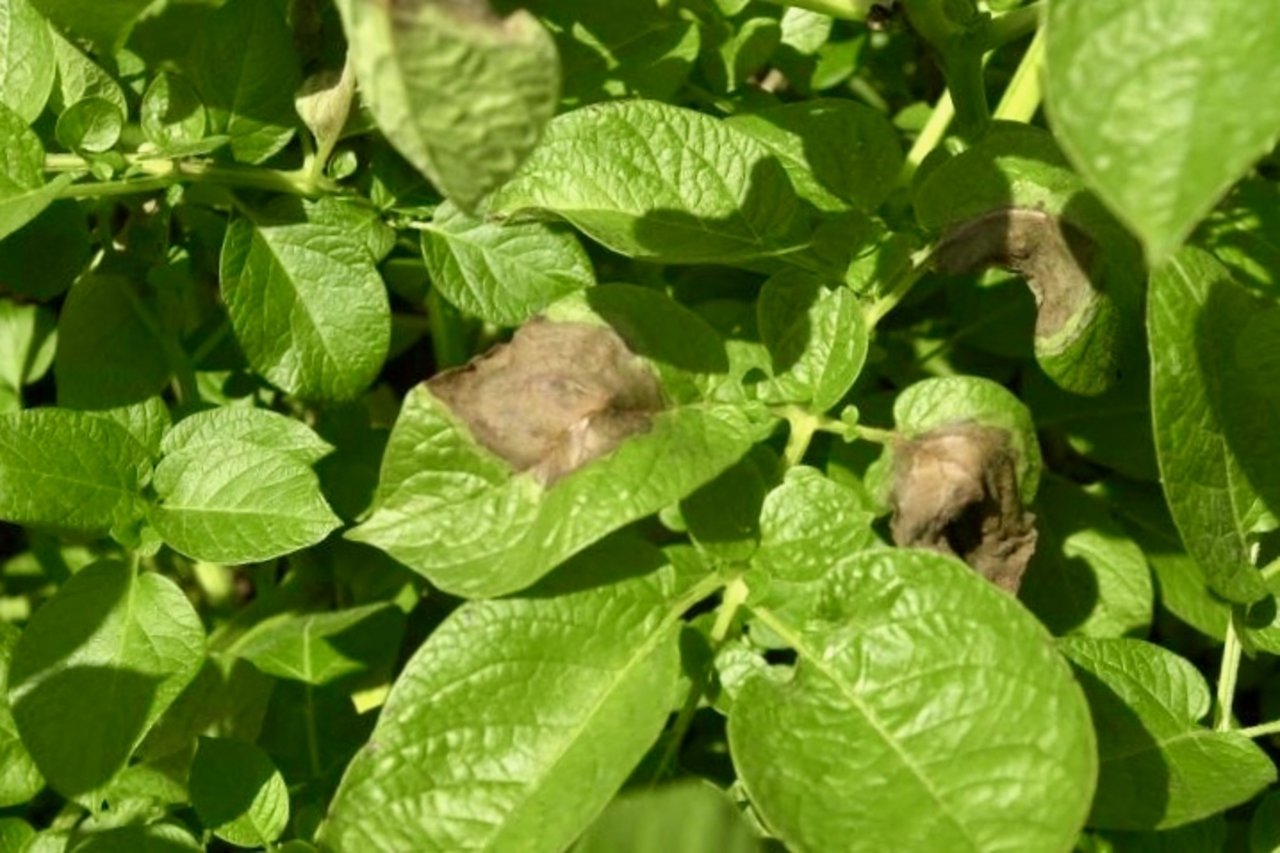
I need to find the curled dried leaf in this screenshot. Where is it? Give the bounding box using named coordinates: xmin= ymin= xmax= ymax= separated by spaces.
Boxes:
xmin=889 ymin=423 xmax=1037 ymax=593
xmin=427 ymin=318 xmax=664 ymax=485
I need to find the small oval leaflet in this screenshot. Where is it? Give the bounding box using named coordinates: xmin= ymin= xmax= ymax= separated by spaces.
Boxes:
xmin=427 ymin=318 xmax=665 ymax=485
xmin=890 ymin=422 xmax=1037 ymax=592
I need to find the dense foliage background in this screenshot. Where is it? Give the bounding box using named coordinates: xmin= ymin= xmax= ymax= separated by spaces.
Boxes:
xmin=1 ymin=0 xmax=1279 ymax=850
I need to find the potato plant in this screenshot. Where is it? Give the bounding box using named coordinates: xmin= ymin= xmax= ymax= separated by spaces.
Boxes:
xmin=1 ymin=0 xmax=1279 ymax=850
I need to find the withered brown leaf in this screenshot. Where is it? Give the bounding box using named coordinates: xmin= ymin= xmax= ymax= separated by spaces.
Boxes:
xmin=427 ymin=318 xmax=665 ymax=485
xmin=889 ymin=422 xmax=1037 ymax=592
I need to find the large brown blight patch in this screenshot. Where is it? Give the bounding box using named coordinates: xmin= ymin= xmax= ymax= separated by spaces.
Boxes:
xmin=889 ymin=423 xmax=1037 ymax=593
xmin=427 ymin=318 xmax=665 ymax=485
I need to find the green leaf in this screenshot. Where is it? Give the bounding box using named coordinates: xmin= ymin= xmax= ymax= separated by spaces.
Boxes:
xmin=68 ymin=823 xmax=202 ymax=852
xmin=91 ymin=397 xmax=171 ymax=461
xmin=1060 ymin=637 xmax=1276 ymax=829
xmin=0 ymin=300 xmax=55 ymax=394
xmin=0 ymin=408 xmax=150 ymax=533
xmin=0 ymin=818 xmax=35 ymax=852
xmin=1045 ymin=0 xmax=1280 ymax=264
xmin=295 ymin=61 xmax=355 ymax=167
xmin=54 ymin=273 xmax=179 ymax=410
xmin=1250 ymin=791 xmax=1280 ymax=853
xmin=0 ymin=172 xmax=73 ymax=242
xmin=420 ymin=200 xmax=595 ymax=325
xmin=1195 ymin=177 xmax=1280 ymax=295
xmin=727 ymin=98 xmax=902 ymax=213
xmin=32 ymin=0 xmax=151 ymax=51
xmin=0 ymin=623 xmax=42 ymax=807
xmin=140 ymin=72 xmax=207 ymax=152
xmin=0 ymin=0 xmax=55 ymax=122
xmin=1019 ymin=476 xmax=1153 ymax=638
xmin=572 ymin=780 xmax=761 ymax=853
xmin=190 ymin=737 xmax=289 ymax=848
xmin=55 ymin=96 xmax=123 ymax=153
xmin=527 ymin=0 xmax=699 ymax=108
xmin=320 ymin=537 xmax=700 ymax=851
xmin=334 ymin=0 xmax=560 ymax=210
xmin=0 ymin=103 xmax=74 ymax=241
xmin=162 ymin=407 xmax=333 ymax=466
xmin=234 ymin=603 xmax=403 ymax=686
xmin=6 ymin=560 xmax=205 ymax=798
xmin=49 ymin=27 xmax=128 ymax=118
xmin=219 ymin=202 xmax=391 ymax=401
xmin=756 ymin=271 xmax=867 ymax=411
xmin=680 ymin=448 xmax=773 ymax=563
xmin=1148 ymin=246 xmax=1279 ymax=604
xmin=729 ymin=549 xmax=1096 ymax=851
xmin=186 ymin=0 xmax=299 ymax=164
xmin=148 ymin=440 xmax=341 ymax=564
xmin=0 ymin=198 xmax=91 ymax=301
xmin=487 ymin=100 xmax=803 ymax=264
xmin=351 ymin=383 xmax=767 ymax=598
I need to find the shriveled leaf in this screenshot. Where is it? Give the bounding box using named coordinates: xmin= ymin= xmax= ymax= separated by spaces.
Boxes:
xmin=1019 ymin=476 xmax=1153 ymax=638
xmin=487 ymin=100 xmax=802 ymax=264
xmin=335 ymin=0 xmax=560 ymax=210
xmin=7 ymin=561 xmax=205 ymax=798
xmin=190 ymin=737 xmax=288 ymax=848
xmin=148 ymin=441 xmax=341 ymax=564
xmin=0 ymin=0 xmax=54 ymax=122
xmin=1061 ymin=637 xmax=1276 ymax=829
xmin=219 ymin=202 xmax=391 ymax=401
xmin=1148 ymin=247 xmax=1279 ymax=604
xmin=0 ymin=408 xmax=150 ymax=533
xmin=419 ymin=199 xmax=594 ymax=326
xmin=320 ymin=537 xmax=699 ymax=851
xmin=1045 ymin=0 xmax=1280 ymax=263
xmin=728 ymin=98 xmax=902 ymax=213
xmin=730 ymin=549 xmax=1096 ymax=852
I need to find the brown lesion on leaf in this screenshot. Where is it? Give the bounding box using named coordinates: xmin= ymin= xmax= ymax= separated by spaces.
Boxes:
xmin=932 ymin=207 xmax=1099 ymax=340
xmin=427 ymin=318 xmax=665 ymax=486
xmin=889 ymin=423 xmax=1037 ymax=593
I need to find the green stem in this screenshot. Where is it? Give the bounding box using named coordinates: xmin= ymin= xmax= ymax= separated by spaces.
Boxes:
xmin=782 ymin=408 xmax=819 ymax=468
xmin=865 ymin=247 xmax=933 ymax=328
xmin=979 ymin=2 xmax=1043 ymax=51
xmin=898 ymin=92 xmax=954 ymax=188
xmin=992 ymin=27 xmax=1046 ymax=122
xmin=758 ymin=0 xmax=873 ymax=21
xmin=940 ymin=44 xmax=991 ymax=139
xmin=50 ymin=156 xmax=332 ymax=200
xmin=1240 ymin=719 xmax=1280 ymax=740
xmin=1215 ymin=611 xmax=1243 ymax=731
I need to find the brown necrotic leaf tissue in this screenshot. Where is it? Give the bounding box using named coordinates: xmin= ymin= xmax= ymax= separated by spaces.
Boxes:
xmin=889 ymin=423 xmax=1037 ymax=593
xmin=427 ymin=318 xmax=665 ymax=485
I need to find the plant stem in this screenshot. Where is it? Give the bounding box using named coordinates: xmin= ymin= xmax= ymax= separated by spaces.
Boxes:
xmin=49 ymin=155 xmax=332 ymax=200
xmin=992 ymin=27 xmax=1046 ymax=122
xmin=759 ymin=0 xmax=873 ymax=20
xmin=980 ymin=2 xmax=1043 ymax=52
xmin=898 ymin=90 xmax=955 ymax=188
xmin=865 ymin=246 xmax=934 ymax=328
xmin=782 ymin=408 xmax=819 ymax=468
xmin=1215 ymin=611 xmax=1243 ymax=731
xmin=1240 ymin=719 xmax=1280 ymax=740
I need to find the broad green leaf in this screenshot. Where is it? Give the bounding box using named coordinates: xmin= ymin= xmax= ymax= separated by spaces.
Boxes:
xmin=350 ymin=383 xmax=768 ymax=598
xmin=7 ymin=560 xmax=205 ymax=798
xmin=67 ymin=823 xmax=202 ymax=852
xmin=55 ymin=96 xmax=123 ymax=153
xmin=1045 ymin=0 xmax=1280 ymax=264
xmin=257 ymin=678 xmax=371 ymax=788
xmin=1094 ymin=817 xmax=1228 ymax=853
xmin=487 ymin=100 xmax=803 ymax=264
xmin=234 ymin=603 xmax=403 ymax=686
xmin=49 ymin=27 xmax=128 ymax=117
xmin=32 ymin=0 xmax=152 ymax=51
xmin=320 ymin=537 xmax=700 ymax=852
xmin=1098 ymin=478 xmax=1230 ymax=642
xmin=728 ymin=98 xmax=902 ymax=213
xmin=1148 ymin=247 xmax=1279 ymax=604
xmin=419 ymin=199 xmax=595 ymax=326
xmin=756 ymin=271 xmax=867 ymax=411
xmin=730 ymin=549 xmax=1096 ymax=851
xmin=140 ymin=72 xmax=206 ymax=152
xmin=0 ymin=818 xmax=35 ymax=851
xmin=0 ymin=172 xmax=73 ymax=241
xmin=0 ymin=300 xmax=55 ymax=393
xmin=1195 ymin=177 xmax=1280 ymax=295
xmin=148 ymin=440 xmax=341 ymax=564
xmin=1251 ymin=791 xmax=1280 ymax=853
xmin=186 ymin=0 xmax=299 ymax=164
xmin=914 ymin=125 xmax=1144 ymax=396
xmin=1061 ymin=637 xmax=1276 ymax=829
xmin=90 ymin=397 xmax=171 ymax=461
xmin=0 ymin=198 xmax=91 ymax=300
xmin=162 ymin=407 xmax=333 ymax=465
xmin=0 ymin=0 xmax=54 ymax=121
xmin=0 ymin=622 xmax=42 ymax=807
xmin=0 ymin=103 xmax=74 ymax=241
xmin=54 ymin=273 xmax=179 ymax=410
xmin=335 ymin=0 xmax=560 ymax=210
xmin=190 ymin=737 xmax=288 ymax=848
xmin=219 ymin=203 xmax=391 ymax=401
xmin=527 ymin=0 xmax=699 ymax=108
xmin=680 ymin=449 xmax=773 ymax=563
xmin=573 ymin=780 xmax=761 ymax=853
xmin=749 ymin=466 xmax=877 ymax=622
xmin=1019 ymin=476 xmax=1153 ymax=638
xmin=0 ymin=408 xmax=150 ymax=532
